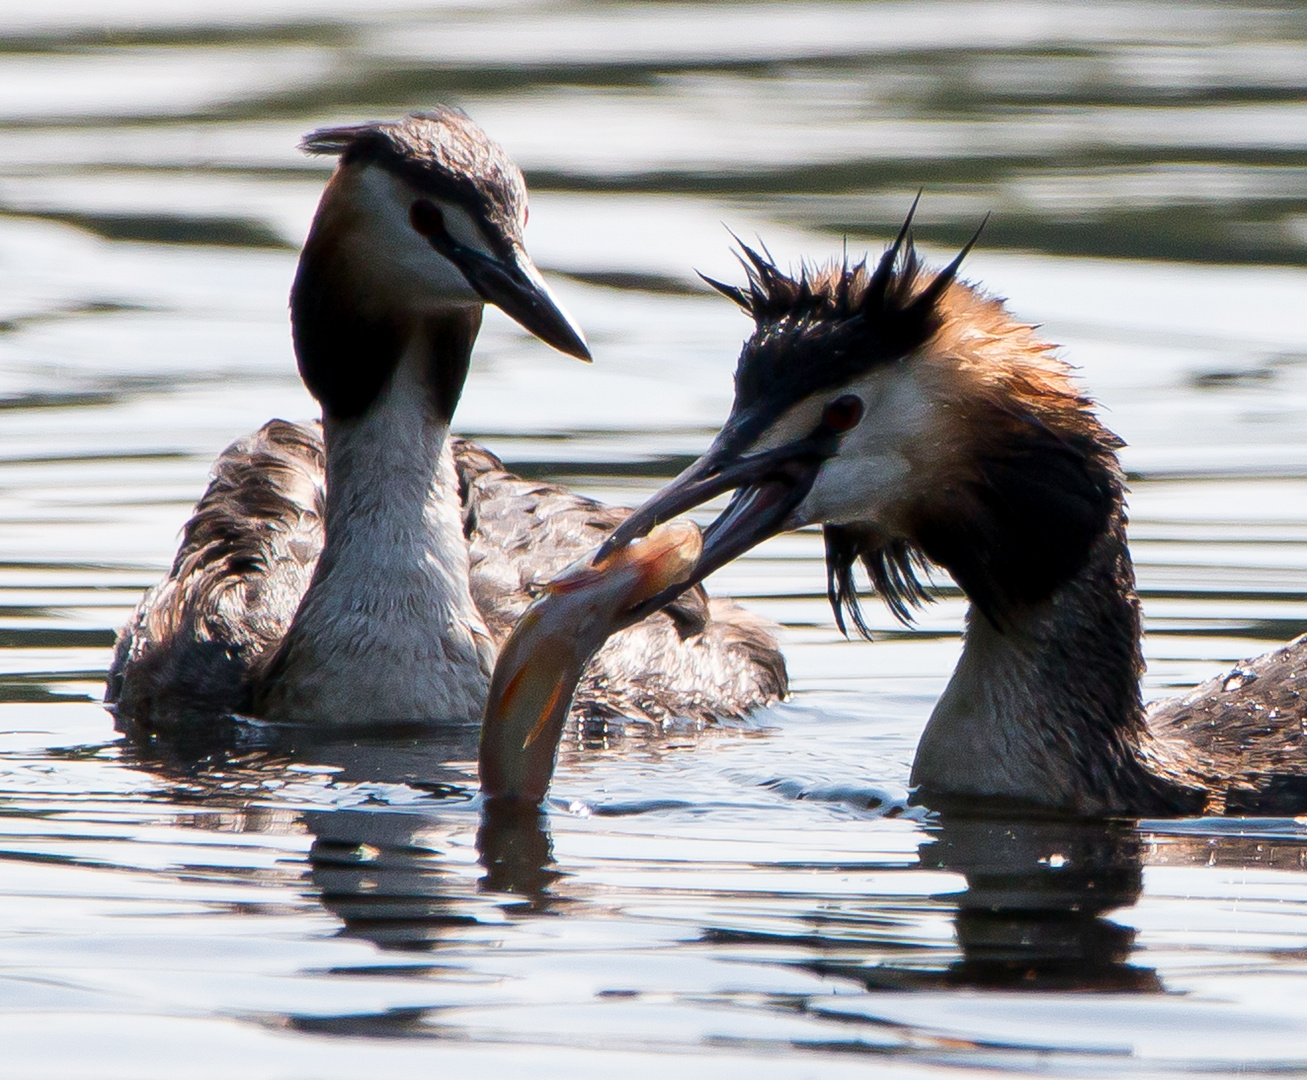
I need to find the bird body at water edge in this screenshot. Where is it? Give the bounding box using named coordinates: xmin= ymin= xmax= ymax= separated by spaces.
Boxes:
xmin=604 ymin=207 xmax=1307 ymax=817
xmin=107 ymin=108 xmax=785 ymax=734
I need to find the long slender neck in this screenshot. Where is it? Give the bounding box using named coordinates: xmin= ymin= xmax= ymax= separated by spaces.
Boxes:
xmin=912 ymin=502 xmax=1197 ymax=815
xmin=316 ymin=328 xmax=479 ymax=629
xmin=255 ymin=311 xmax=494 ymax=725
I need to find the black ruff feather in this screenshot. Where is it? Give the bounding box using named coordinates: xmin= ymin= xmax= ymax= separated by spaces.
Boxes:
xmin=824 ymin=525 xmax=935 ymax=636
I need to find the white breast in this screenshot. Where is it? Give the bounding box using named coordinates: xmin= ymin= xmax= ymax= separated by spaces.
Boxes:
xmin=255 ymin=341 xmax=494 ymax=725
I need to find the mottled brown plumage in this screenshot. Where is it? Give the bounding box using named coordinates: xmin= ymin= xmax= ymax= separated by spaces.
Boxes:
xmin=109 ymin=421 xmax=785 ymax=732
xmin=1147 ymin=638 xmax=1307 ymax=814
xmin=109 ymin=108 xmax=784 ymax=736
xmin=108 ymin=420 xmax=325 ymax=724
xmin=454 ymin=438 xmax=786 ymax=727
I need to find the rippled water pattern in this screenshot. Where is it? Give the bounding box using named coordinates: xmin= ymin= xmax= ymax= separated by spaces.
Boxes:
xmin=2 ymin=2 xmax=1307 ymax=1075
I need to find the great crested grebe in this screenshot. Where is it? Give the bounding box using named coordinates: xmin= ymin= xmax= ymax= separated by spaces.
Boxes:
xmin=601 ymin=209 xmax=1307 ymax=817
xmin=108 ymin=108 xmax=785 ymax=733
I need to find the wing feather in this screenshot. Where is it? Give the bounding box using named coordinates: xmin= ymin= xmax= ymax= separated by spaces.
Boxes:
xmin=108 ymin=420 xmax=325 ymax=727
xmin=109 ymin=429 xmax=784 ymax=731
xmin=454 ymin=438 xmax=787 ymax=727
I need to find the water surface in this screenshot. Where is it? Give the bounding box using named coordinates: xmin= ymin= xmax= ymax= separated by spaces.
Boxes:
xmin=2 ymin=2 xmax=1307 ymax=1076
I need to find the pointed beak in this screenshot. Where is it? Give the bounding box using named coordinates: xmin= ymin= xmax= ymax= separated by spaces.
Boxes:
xmin=596 ymin=427 xmax=833 ymax=622
xmin=409 ymin=200 xmax=590 ymax=360
xmin=459 ymin=243 xmax=591 ymax=362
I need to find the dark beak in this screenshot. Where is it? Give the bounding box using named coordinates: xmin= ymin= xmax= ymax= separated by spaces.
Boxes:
xmin=598 ymin=429 xmax=833 ymax=624
xmin=412 ymin=202 xmax=590 ymax=361
xmin=458 ymin=244 xmax=591 ymax=362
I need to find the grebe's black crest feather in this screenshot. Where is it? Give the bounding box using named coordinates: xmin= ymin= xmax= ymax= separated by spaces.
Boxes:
xmin=707 ymin=207 xmax=983 ymax=420
xmin=864 ymin=189 xmax=920 ymax=309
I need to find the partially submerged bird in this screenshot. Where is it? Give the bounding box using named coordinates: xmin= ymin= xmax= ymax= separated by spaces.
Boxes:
xmin=108 ymin=108 xmax=785 ymax=733
xmin=604 ymin=210 xmax=1307 ymax=817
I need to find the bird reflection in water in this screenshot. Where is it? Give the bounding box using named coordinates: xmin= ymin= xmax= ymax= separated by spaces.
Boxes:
xmin=723 ymin=812 xmax=1160 ymax=997
xmin=919 ymin=815 xmax=1158 ymax=992
xmin=120 ymin=719 xmax=572 ymax=955
xmin=121 ymin=721 xmax=1307 ymax=1010
xmin=306 ymin=802 xmax=565 ymax=952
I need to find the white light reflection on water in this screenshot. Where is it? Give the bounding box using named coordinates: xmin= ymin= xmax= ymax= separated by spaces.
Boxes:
xmin=1 ymin=2 xmax=1307 ymax=1076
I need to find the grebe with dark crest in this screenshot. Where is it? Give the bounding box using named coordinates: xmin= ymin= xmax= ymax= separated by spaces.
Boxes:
xmin=601 ymin=205 xmax=1307 ymax=817
xmin=108 ymin=109 xmax=784 ymax=735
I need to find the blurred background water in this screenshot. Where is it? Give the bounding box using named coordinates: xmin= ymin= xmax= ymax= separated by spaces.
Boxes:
xmin=2 ymin=1 xmax=1307 ymax=1076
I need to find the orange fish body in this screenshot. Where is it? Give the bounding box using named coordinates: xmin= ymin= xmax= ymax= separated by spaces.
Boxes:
xmin=478 ymin=521 xmax=702 ymax=805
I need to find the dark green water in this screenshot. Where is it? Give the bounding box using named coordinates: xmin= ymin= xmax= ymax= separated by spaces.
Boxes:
xmin=1 ymin=2 xmax=1307 ymax=1075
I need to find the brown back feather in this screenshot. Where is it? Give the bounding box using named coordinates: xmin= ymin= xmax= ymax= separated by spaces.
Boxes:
xmin=453 ymin=439 xmax=786 ymax=723
xmin=110 ymin=425 xmax=785 ymax=731
xmin=108 ymin=420 xmax=326 ymax=729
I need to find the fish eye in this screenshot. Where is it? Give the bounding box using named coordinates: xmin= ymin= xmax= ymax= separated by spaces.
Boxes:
xmin=409 ymin=199 xmax=446 ymax=240
xmin=822 ymin=394 xmax=864 ymax=433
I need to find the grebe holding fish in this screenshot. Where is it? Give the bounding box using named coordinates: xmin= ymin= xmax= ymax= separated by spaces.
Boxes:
xmin=594 ymin=206 xmax=1307 ymax=817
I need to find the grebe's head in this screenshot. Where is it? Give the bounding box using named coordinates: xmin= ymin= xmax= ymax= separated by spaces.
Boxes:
xmin=608 ymin=207 xmax=1123 ymax=631
xmin=292 ymin=108 xmax=588 ymax=419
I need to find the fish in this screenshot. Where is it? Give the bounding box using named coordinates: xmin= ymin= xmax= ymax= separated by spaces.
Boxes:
xmin=478 ymin=520 xmax=703 ymax=806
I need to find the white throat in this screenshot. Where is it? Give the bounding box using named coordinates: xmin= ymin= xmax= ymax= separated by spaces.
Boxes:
xmin=909 ymin=526 xmax=1164 ymax=816
xmin=255 ymin=335 xmax=493 ymax=724
xmin=914 ymin=609 xmax=1082 ymax=807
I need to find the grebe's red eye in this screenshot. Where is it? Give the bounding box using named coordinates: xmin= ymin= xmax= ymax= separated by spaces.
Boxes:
xmin=409 ymin=199 xmax=445 ymax=239
xmin=822 ymin=394 xmax=863 ymax=432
